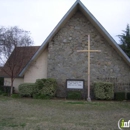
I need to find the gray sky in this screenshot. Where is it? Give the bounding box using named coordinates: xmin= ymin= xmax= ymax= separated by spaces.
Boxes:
xmin=0 ymin=0 xmax=130 ymax=46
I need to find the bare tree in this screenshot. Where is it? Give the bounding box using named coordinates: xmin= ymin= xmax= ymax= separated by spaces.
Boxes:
xmin=0 ymin=26 xmax=34 ymax=95
xmin=0 ymin=26 xmax=33 ymax=65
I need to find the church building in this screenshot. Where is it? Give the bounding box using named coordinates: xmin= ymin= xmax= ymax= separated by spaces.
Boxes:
xmin=1 ymin=0 xmax=130 ymax=97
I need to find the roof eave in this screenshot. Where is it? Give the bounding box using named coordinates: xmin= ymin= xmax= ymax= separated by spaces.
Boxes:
xmin=19 ymin=0 xmax=130 ymax=77
xmin=19 ymin=0 xmax=80 ymax=77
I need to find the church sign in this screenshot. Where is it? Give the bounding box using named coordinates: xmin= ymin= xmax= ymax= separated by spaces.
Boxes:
xmin=66 ymin=79 xmax=85 ymax=99
xmin=66 ymin=79 xmax=84 ymax=89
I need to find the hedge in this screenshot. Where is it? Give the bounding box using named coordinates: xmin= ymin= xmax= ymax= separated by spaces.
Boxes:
xmin=19 ymin=83 xmax=35 ymax=97
xmin=127 ymin=92 xmax=130 ymax=100
xmin=0 ymin=77 xmax=4 ymax=86
xmin=94 ymin=82 xmax=114 ymax=100
xmin=0 ymin=86 xmax=14 ymax=95
xmin=67 ymin=91 xmax=82 ymax=100
xmin=114 ymin=92 xmax=130 ymax=101
xmin=33 ymin=78 xmax=57 ymax=98
xmin=33 ymin=94 xmax=51 ymax=99
xmin=114 ymin=92 xmax=125 ymax=101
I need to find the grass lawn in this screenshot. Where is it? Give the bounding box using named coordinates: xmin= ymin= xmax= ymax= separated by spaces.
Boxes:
xmin=0 ymin=96 xmax=130 ymax=130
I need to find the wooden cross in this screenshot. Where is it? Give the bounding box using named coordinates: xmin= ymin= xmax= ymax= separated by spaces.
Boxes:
xmin=77 ymin=35 xmax=101 ymax=101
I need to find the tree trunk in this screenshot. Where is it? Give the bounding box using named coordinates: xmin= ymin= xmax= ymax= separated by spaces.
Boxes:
xmin=10 ymin=78 xmax=13 ymax=95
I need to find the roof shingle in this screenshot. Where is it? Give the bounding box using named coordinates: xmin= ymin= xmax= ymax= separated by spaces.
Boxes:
xmin=0 ymin=46 xmax=40 ymax=78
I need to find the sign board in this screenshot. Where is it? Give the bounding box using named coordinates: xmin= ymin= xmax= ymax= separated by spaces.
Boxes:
xmin=66 ymin=79 xmax=85 ymax=99
xmin=66 ymin=79 xmax=84 ymax=89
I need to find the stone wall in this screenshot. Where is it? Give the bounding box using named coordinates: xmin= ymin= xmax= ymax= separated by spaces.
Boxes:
xmin=47 ymin=11 xmax=130 ymax=97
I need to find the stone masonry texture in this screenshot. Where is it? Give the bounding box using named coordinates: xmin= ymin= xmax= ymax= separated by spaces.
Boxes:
xmin=47 ymin=11 xmax=130 ymax=97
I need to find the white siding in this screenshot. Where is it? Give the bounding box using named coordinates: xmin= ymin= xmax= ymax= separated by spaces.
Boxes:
xmin=4 ymin=78 xmax=24 ymax=93
xmin=24 ymin=49 xmax=48 ymax=83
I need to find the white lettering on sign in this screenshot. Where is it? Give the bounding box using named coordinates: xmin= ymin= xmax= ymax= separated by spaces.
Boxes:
xmin=67 ymin=81 xmax=83 ymax=89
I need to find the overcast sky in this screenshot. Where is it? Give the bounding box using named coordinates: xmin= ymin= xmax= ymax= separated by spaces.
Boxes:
xmin=0 ymin=0 xmax=130 ymax=46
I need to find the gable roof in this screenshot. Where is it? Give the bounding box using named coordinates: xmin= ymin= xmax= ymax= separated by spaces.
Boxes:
xmin=1 ymin=46 xmax=40 ymax=78
xmin=19 ymin=0 xmax=130 ymax=77
xmin=0 ymin=67 xmax=5 ymax=77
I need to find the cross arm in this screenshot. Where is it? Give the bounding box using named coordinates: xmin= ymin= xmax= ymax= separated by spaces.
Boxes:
xmin=77 ymin=50 xmax=101 ymax=52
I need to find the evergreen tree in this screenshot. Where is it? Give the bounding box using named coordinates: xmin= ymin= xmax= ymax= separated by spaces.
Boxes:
xmin=118 ymin=24 xmax=130 ymax=58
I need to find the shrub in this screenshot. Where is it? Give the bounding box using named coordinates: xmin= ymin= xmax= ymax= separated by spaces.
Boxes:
xmin=33 ymin=78 xmax=57 ymax=99
xmin=33 ymin=94 xmax=51 ymax=99
xmin=11 ymin=94 xmax=20 ymax=98
xmin=0 ymin=86 xmax=14 ymax=95
xmin=114 ymin=92 xmax=125 ymax=101
xmin=67 ymin=91 xmax=82 ymax=100
xmin=19 ymin=83 xmax=35 ymax=97
xmin=127 ymin=93 xmax=130 ymax=100
xmin=0 ymin=77 xmax=4 ymax=86
xmin=0 ymin=86 xmax=4 ymax=92
xmin=94 ymin=82 xmax=114 ymax=100
xmin=33 ymin=94 xmax=40 ymax=99
xmin=2 ymin=93 xmax=8 ymax=96
xmin=35 ymin=79 xmax=46 ymax=90
xmin=0 ymin=90 xmax=3 ymax=95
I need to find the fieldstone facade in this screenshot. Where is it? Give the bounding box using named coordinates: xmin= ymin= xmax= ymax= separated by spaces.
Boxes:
xmin=47 ymin=11 xmax=130 ymax=97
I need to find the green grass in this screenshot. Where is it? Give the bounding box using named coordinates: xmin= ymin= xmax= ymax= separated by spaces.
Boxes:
xmin=0 ymin=96 xmax=130 ymax=130
xmin=66 ymin=101 xmax=85 ymax=104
